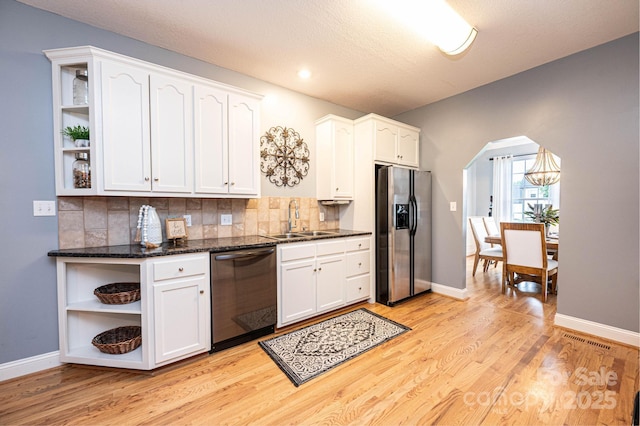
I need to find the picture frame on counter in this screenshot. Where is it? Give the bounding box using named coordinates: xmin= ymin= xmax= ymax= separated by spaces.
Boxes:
xmin=166 ymin=218 xmax=188 ymax=241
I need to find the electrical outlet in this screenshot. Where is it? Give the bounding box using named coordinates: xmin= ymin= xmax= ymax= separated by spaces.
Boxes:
xmin=33 ymin=200 xmax=56 ymax=216
xmin=319 ymin=212 xmax=325 ymax=222
xmin=183 ymin=214 xmax=192 ymax=227
xmin=220 ymin=214 xmax=232 ymax=226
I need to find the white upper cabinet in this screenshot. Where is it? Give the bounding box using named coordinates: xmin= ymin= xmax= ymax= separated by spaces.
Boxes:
xmin=194 ymin=84 xmax=228 ymax=194
xmin=315 ymin=115 xmax=354 ymax=200
xmin=194 ymin=87 xmax=260 ymax=197
xmin=45 ymin=46 xmax=262 ymax=198
xmin=356 ymin=113 xmax=420 ymax=169
xmin=149 ymin=74 xmax=193 ymax=193
xmin=101 ymin=60 xmax=151 ymax=192
xmin=227 ymin=93 xmax=260 ymax=196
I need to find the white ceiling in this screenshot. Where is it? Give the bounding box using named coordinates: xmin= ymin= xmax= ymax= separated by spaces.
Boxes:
xmin=19 ymin=0 xmax=639 ymax=116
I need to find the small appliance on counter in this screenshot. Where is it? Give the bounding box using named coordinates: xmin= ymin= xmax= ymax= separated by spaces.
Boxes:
xmin=210 ymin=247 xmax=277 ymax=352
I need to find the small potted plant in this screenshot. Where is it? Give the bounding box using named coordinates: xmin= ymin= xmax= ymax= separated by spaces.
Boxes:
xmin=62 ymin=125 xmax=90 ymax=147
xmin=524 ymin=203 xmax=559 ymax=236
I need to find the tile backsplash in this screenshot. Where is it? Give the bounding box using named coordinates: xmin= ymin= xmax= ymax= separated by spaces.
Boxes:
xmin=57 ymin=196 xmax=339 ymax=249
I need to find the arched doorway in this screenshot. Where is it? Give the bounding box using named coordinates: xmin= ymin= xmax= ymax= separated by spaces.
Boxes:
xmin=463 ymin=136 xmax=562 ymax=298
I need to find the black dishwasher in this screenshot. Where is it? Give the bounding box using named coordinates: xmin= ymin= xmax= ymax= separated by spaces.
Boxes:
xmin=210 ymin=247 xmax=276 ymax=352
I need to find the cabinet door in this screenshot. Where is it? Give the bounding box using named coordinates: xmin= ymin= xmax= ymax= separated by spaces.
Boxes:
xmin=149 ymin=74 xmax=193 ymax=193
xmin=333 ymin=121 xmax=354 ymax=198
xmin=154 ymin=276 xmax=209 ymax=364
xmin=316 ymin=254 xmax=346 ymax=313
xmin=194 ymin=84 xmax=228 ymax=194
xmin=228 ymin=93 xmax=260 ymax=196
xmin=101 ymin=60 xmax=151 ymax=191
xmin=280 ymin=258 xmax=316 ymax=325
xmin=373 ymin=120 xmax=398 ymax=164
xmin=397 ymin=127 xmax=419 ymax=168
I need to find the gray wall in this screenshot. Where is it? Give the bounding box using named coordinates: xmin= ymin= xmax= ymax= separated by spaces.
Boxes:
xmin=0 ymin=0 xmax=362 ymax=364
xmin=397 ymin=33 xmax=639 ymax=332
xmin=1 ymin=1 xmax=637 ymax=366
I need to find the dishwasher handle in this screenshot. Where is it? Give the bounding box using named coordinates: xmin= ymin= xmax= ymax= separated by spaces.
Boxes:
xmin=214 ymin=248 xmax=275 ymax=261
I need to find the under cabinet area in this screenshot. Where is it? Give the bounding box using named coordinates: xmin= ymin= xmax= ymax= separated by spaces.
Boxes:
xmin=56 ymin=253 xmax=210 ymax=370
xmin=45 ymin=46 xmax=261 ymax=198
xmin=277 ymin=236 xmax=371 ymax=327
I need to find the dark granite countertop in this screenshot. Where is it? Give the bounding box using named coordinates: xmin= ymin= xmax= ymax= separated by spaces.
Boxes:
xmin=47 ymin=229 xmax=371 ymax=258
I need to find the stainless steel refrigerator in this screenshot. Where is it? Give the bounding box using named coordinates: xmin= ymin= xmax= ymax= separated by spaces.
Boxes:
xmin=376 ymin=165 xmax=432 ymax=305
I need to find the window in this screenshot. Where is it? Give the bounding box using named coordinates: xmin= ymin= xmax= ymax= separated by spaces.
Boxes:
xmin=511 ymin=156 xmax=560 ymax=222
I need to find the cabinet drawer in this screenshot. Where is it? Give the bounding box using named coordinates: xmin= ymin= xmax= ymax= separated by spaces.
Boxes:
xmin=279 ymin=243 xmax=316 ymax=262
xmin=316 ymin=239 xmax=346 ymax=256
xmin=153 ymin=255 xmax=207 ymax=281
xmin=346 ymin=275 xmax=370 ymax=302
xmin=346 ymin=237 xmax=370 ymax=252
xmin=347 ymin=251 xmax=370 ymax=276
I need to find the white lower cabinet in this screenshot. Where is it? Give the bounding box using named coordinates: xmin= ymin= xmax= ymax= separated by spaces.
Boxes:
xmin=56 ymin=253 xmax=210 ymax=370
xmin=277 ymin=236 xmax=370 ymax=327
xmin=151 ymin=255 xmax=210 ymax=365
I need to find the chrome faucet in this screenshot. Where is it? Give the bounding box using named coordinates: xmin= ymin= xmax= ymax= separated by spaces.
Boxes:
xmin=288 ymin=199 xmax=299 ymax=233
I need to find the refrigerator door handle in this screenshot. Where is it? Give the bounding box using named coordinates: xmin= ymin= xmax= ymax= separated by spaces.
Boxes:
xmin=409 ymin=195 xmax=418 ymax=235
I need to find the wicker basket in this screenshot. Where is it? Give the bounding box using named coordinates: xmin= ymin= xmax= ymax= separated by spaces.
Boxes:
xmin=91 ymin=326 xmax=142 ymax=354
xmin=94 ymin=282 xmax=140 ymax=305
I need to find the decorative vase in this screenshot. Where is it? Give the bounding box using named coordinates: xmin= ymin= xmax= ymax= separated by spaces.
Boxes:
xmin=74 ymin=138 xmax=90 ymax=147
xmin=145 ymin=206 xmax=163 ymax=246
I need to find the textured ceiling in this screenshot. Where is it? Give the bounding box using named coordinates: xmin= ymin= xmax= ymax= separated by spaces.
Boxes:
xmin=18 ymin=0 xmax=639 ymax=116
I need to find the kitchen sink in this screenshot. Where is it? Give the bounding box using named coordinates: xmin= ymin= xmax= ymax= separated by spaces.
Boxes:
xmin=262 ymin=230 xmax=338 ymax=240
xmin=295 ymin=230 xmax=338 ymax=237
xmin=263 ymin=233 xmax=306 ymax=240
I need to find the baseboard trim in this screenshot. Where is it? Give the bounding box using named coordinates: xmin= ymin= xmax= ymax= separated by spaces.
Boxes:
xmin=431 ymin=282 xmax=469 ymax=300
xmin=0 ymin=351 xmax=62 ymax=382
xmin=554 ymin=314 xmax=640 ymax=348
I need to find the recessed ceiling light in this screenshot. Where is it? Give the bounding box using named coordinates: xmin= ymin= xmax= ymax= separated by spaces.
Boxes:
xmin=298 ymin=69 xmax=312 ymax=79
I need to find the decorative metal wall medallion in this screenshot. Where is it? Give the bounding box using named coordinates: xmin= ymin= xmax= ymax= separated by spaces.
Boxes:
xmin=260 ymin=126 xmax=310 ymax=187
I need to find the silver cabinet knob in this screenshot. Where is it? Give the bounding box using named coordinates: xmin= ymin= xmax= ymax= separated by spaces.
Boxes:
xmin=154 ymin=177 xmax=159 ymax=182
xmin=144 ymin=177 xmax=150 ymax=181
xmin=178 ymin=267 xmax=184 ymax=272
xmin=199 ymin=290 xmax=204 ymax=294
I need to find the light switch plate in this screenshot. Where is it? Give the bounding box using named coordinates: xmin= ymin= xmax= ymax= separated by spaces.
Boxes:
xmin=183 ymin=214 xmax=192 ymax=227
xmin=319 ymin=212 xmax=325 ymax=222
xmin=220 ymin=214 xmax=232 ymax=225
xmin=33 ymin=200 xmax=56 ymax=216
xmin=450 ymin=202 xmax=457 ymax=212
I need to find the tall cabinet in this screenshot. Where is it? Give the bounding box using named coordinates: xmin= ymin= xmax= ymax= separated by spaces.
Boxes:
xmin=45 ymin=46 xmax=262 ymax=198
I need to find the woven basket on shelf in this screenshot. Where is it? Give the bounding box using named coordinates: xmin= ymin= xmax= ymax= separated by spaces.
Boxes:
xmin=91 ymin=326 xmax=142 ymax=354
xmin=94 ymin=282 xmax=140 ymax=305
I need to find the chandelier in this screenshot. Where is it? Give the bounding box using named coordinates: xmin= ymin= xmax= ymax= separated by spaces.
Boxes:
xmin=524 ymin=146 xmax=561 ymax=186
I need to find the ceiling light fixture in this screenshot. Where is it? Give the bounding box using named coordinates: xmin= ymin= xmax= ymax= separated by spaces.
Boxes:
xmin=375 ymin=0 xmax=478 ymax=55
xmin=298 ymin=69 xmax=311 ymax=79
xmin=524 ymin=146 xmax=561 ymax=186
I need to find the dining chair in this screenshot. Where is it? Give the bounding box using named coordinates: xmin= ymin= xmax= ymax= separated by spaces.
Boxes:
xmin=469 ymin=217 xmax=503 ymax=276
xmin=500 ymin=222 xmax=558 ymax=302
xmin=482 ymin=216 xmax=500 ymax=247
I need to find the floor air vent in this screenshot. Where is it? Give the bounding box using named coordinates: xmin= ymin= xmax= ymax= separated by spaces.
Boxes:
xmin=563 ymin=333 xmax=611 ymax=350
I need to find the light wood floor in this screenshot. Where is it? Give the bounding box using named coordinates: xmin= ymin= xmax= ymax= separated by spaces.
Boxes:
xmin=1 ymin=257 xmax=638 ymax=425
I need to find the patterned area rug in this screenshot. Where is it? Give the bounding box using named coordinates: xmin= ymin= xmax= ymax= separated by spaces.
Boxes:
xmin=259 ymin=308 xmax=410 ymax=386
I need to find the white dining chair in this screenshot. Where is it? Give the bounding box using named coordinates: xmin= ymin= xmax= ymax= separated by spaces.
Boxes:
xmin=469 ymin=217 xmax=503 ymax=276
xmin=482 ymin=217 xmax=500 ymax=247
xmin=500 ymin=222 xmax=558 ymax=302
